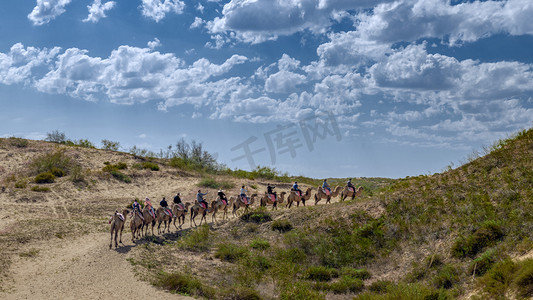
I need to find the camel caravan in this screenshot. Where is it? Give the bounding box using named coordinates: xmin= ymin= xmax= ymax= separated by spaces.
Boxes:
xmin=109 ymin=180 xmax=363 ymax=249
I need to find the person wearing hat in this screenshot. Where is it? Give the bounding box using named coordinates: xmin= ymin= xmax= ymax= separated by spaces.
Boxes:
xmin=217 ymin=189 xmax=228 ymax=205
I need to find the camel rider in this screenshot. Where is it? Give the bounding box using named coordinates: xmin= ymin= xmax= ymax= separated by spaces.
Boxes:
xmin=145 ymin=197 xmax=156 ymax=219
xmin=160 ymin=197 xmax=174 ymax=217
xmin=132 ymin=199 xmax=144 ymax=221
xmin=173 ymin=192 xmax=184 ymax=210
xmin=197 ymin=190 xmax=209 ymax=210
xmin=292 ymin=182 xmax=303 ymax=196
xmin=217 ymin=189 xmax=228 ymax=205
xmin=322 ymin=179 xmax=331 ymax=193
xmin=347 ymin=179 xmax=355 ymax=192
xmin=267 ymin=184 xmax=277 ymax=201
xmin=240 ymin=185 xmax=249 ymax=204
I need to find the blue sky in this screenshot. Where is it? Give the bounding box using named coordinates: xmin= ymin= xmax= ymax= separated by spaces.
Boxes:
xmin=1 ymin=0 xmax=532 ymax=179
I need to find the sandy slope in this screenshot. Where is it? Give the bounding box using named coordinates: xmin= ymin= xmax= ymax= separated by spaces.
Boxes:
xmin=3 ymin=233 xmax=192 ymax=300
xmin=0 ymin=140 xmax=325 ymax=299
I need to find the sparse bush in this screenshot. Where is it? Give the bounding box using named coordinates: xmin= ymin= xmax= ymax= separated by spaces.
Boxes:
xmin=305 ymin=266 xmax=338 ymax=281
xmin=340 ymin=267 xmax=371 ymax=280
xmin=8 ymin=137 xmax=28 ymax=148
xmin=35 ymin=172 xmax=55 ymax=184
xmin=241 ymin=209 xmax=272 ymax=223
xmin=31 ymin=186 xmax=51 ymax=192
xmin=141 ymin=162 xmax=160 ymax=171
xmin=155 ymin=271 xmax=215 ymax=299
xmin=471 ymin=249 xmax=497 ymax=276
xmin=433 ymin=264 xmax=459 ymax=289
xmin=15 ymin=179 xmax=27 ymax=189
xmin=368 ymin=280 xmax=393 ymax=293
xmin=75 ymin=139 xmax=95 ymax=148
xmin=280 ymin=281 xmax=324 ymax=300
xmin=513 ymin=259 xmax=533 ymax=298
xmin=45 ymin=130 xmax=66 ymax=143
xmin=177 ymin=224 xmax=212 ymax=252
xmin=215 ymin=243 xmax=249 ymax=263
xmin=197 ymin=177 xmax=234 ymax=189
xmin=250 ymin=238 xmax=270 ymax=250
xmin=272 ymin=219 xmax=293 ymax=233
xmin=70 ymin=165 xmax=86 ymax=184
xmin=30 ymin=150 xmax=72 ymax=176
xmin=110 ymin=170 xmax=131 ymax=183
xmin=101 ymin=139 xmax=120 ymax=151
xmin=327 ymin=276 xmax=364 ymax=294
xmin=452 ymin=221 xmax=504 ymax=258
xmin=224 ymin=285 xmax=262 ymax=300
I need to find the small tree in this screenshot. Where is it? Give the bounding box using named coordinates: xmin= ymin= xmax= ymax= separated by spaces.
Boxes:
xmin=45 ymin=130 xmax=67 ymax=144
xmin=101 ymin=139 xmax=120 ymax=151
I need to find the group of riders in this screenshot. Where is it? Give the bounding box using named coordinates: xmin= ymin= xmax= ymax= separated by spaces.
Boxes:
xmin=129 ymin=178 xmax=357 ymax=221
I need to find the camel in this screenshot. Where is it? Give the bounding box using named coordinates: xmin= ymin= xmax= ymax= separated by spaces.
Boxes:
xmin=190 ymin=200 xmax=212 ymax=227
xmin=210 ymin=196 xmax=230 ymax=224
xmin=142 ymin=205 xmax=157 ymax=237
xmin=172 ymin=202 xmax=191 ymax=230
xmin=286 ymin=187 xmax=313 ymax=208
xmin=314 ymin=186 xmax=343 ymax=205
xmin=340 ymin=186 xmax=364 ymax=201
xmin=231 ymin=194 xmax=257 ymax=217
xmin=109 ymin=209 xmax=129 ymax=249
xmin=260 ymin=191 xmax=286 ymax=210
xmin=156 ymin=207 xmax=173 ymax=234
xmin=130 ymin=209 xmax=144 ymax=243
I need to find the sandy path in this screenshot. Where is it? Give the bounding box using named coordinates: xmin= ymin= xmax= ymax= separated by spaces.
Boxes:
xmin=2 ymin=233 xmax=192 ymax=300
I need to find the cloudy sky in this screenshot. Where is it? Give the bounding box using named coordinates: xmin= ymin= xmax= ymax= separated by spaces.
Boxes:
xmin=1 ymin=0 xmax=532 ymax=178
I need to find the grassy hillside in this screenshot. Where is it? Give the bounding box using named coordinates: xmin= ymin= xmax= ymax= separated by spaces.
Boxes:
xmin=126 ymin=128 xmax=533 ymax=299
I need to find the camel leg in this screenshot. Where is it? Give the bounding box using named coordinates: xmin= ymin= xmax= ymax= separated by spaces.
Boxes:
xmin=118 ymin=225 xmax=124 ymax=246
xmin=110 ymin=224 xmax=114 ymax=249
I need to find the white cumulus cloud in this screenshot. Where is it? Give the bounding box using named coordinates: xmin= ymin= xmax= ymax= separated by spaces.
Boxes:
xmin=140 ymin=0 xmax=185 ymax=22
xmin=28 ymin=0 xmax=72 ymax=25
xmin=83 ymin=0 xmax=116 ymax=23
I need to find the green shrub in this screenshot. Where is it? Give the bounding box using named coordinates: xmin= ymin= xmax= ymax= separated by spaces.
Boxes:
xmin=224 ymin=285 xmax=262 ymax=300
xmin=327 ymin=276 xmax=364 ymax=294
xmin=177 ymin=224 xmax=212 ymax=252
xmin=433 ymin=265 xmax=459 ymax=289
xmin=76 ymin=139 xmax=95 ymax=148
xmin=15 ymin=179 xmax=27 ymax=189
xmin=101 ymin=139 xmax=120 ymax=151
xmin=8 ymin=137 xmax=28 ymax=148
xmin=368 ymin=280 xmax=393 ymax=294
xmin=142 ymin=162 xmax=160 ymax=171
xmin=305 ymin=266 xmax=338 ymax=281
xmin=340 ymin=267 xmax=371 ymax=280
xmin=154 ymin=271 xmax=215 ymax=299
xmin=31 ymin=186 xmax=51 ymax=192
xmin=272 ymin=219 xmax=293 ymax=233
xmin=197 ymin=177 xmax=234 ymax=189
xmin=452 ymin=221 xmax=504 ymax=258
xmin=215 ymin=243 xmax=249 ymax=263
xmin=471 ymin=249 xmax=497 ymax=276
xmin=250 ymin=238 xmax=270 ymax=250
xmin=478 ymin=259 xmax=516 ymax=297
xmin=70 ymin=165 xmax=86 ymax=183
xmin=275 ymin=247 xmax=307 ymax=264
xmin=35 ymin=172 xmax=55 ymax=184
xmin=514 ymin=259 xmax=533 ymax=298
xmin=110 ymin=170 xmax=132 ymax=183
xmin=50 ymin=167 xmax=66 ymax=177
xmin=280 ymin=281 xmax=325 ymax=300
xmin=241 ymin=209 xmax=272 ymax=223
xmin=31 ymin=150 xmax=72 ymax=176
